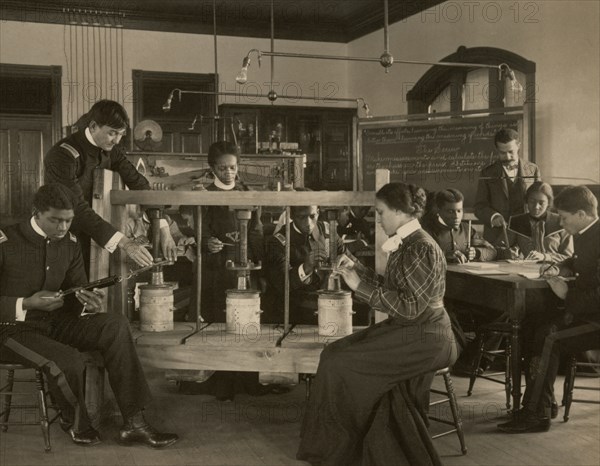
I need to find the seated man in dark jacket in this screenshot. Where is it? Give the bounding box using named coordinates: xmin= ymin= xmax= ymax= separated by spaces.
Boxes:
xmin=263 ymin=205 xmax=344 ymax=325
xmin=499 ymin=185 xmax=600 ymax=433
xmin=423 ymin=188 xmax=497 ymax=264
xmin=423 ymin=188 xmax=501 ymax=374
xmin=0 ymin=184 xmax=178 ymax=448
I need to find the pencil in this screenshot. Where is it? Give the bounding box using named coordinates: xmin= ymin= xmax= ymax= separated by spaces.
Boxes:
xmin=502 ymin=224 xmax=510 ymax=247
xmin=539 ymin=261 xmax=557 ymax=277
xmin=466 ymin=220 xmax=472 ymax=250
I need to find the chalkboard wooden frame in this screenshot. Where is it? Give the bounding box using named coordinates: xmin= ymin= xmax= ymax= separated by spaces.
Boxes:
xmin=358 ymin=107 xmax=525 ymax=210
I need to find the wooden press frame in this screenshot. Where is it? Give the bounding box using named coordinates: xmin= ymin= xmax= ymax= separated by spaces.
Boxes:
xmin=106 ymin=187 xmax=376 ymax=333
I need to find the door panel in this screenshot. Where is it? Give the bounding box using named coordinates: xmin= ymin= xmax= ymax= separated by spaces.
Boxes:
xmin=0 ymin=129 xmax=10 ymax=221
xmin=0 ymin=117 xmax=52 ymax=226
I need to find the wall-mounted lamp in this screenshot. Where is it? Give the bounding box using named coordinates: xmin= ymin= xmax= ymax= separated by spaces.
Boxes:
xmin=356 ymin=98 xmax=372 ymax=119
xmin=236 ymin=49 xmax=261 ymax=84
xmin=501 ymin=63 xmax=524 ymax=92
xmin=162 ymin=89 xmax=178 ymax=112
xmin=188 ymin=114 xmax=199 ymax=130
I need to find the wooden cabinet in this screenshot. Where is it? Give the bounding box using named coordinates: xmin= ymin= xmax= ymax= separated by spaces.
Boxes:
xmin=220 ymin=104 xmax=356 ymax=191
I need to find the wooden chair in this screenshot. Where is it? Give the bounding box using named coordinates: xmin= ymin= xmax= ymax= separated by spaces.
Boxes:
xmin=562 ymin=354 xmax=600 ymax=422
xmin=0 ymin=362 xmax=60 ymax=452
xmin=0 ymin=351 xmax=105 ymax=452
xmin=467 ymin=321 xmax=513 ymax=410
xmin=429 ymin=367 xmax=467 ymax=455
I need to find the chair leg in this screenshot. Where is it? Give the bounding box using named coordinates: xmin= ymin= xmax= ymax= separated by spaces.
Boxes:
xmin=304 ymin=375 xmax=313 ymax=401
xmin=35 ymin=370 xmax=51 ymax=453
xmin=504 ymin=341 xmax=512 ymax=411
xmin=467 ymin=332 xmax=486 ymax=396
xmin=443 ymin=372 xmax=467 ymax=455
xmin=1 ymin=369 xmax=15 ymax=432
xmin=563 ymin=356 xmax=577 ymax=423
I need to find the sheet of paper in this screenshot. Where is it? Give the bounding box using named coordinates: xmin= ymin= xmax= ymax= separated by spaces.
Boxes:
xmin=518 ymin=272 xmax=545 ymax=280
xmin=465 ymin=269 xmax=509 ymax=275
xmin=461 ymin=262 xmax=499 ymax=269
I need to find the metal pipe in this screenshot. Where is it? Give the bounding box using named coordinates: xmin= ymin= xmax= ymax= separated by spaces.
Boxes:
xmin=270 ymin=0 xmax=275 ymax=94
xmin=195 ymin=206 xmax=203 ymax=330
xmin=169 ymin=88 xmax=364 ymax=104
xmin=259 ymin=51 xmax=501 ymax=69
xmin=212 ymin=0 xmax=219 ymax=140
xmin=284 ymin=206 xmax=290 ymax=332
xmin=383 ymin=0 xmax=389 ymax=53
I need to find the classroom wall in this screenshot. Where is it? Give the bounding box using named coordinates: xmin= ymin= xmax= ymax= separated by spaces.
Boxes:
xmin=1 ymin=1 xmax=598 ymax=185
xmin=0 ymin=20 xmax=351 ymax=127
xmin=347 ymin=0 xmax=600 ymax=185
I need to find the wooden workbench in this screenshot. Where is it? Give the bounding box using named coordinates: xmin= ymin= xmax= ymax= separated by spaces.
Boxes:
xmin=132 ymin=323 xmax=367 ymax=376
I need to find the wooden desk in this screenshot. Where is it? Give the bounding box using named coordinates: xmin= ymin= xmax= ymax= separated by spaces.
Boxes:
xmin=445 ymin=262 xmax=552 ymax=411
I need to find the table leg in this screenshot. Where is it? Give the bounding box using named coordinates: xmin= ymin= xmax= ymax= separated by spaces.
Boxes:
xmin=510 ymin=317 xmax=521 ymax=413
xmin=509 ymin=289 xmax=526 ymax=414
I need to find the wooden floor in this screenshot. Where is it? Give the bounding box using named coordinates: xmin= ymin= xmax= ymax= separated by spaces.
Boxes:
xmin=1 ymin=368 xmax=599 ymax=466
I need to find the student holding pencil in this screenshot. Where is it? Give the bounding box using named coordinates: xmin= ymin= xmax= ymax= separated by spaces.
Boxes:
xmin=497 ymin=182 xmax=573 ymax=263
xmin=423 ymin=188 xmax=497 ymax=264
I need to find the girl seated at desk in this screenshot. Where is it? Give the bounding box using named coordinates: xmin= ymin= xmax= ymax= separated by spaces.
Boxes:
xmin=297 ymin=182 xmax=457 ymax=466
xmin=498 ymin=182 xmax=573 ymax=263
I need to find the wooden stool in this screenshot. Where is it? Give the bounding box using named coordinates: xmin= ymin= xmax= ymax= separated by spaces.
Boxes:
xmin=429 ymin=368 xmax=467 ymax=455
xmin=562 ymin=354 xmax=600 ymax=422
xmin=467 ymin=321 xmax=512 ymax=410
xmin=0 ymin=362 xmax=60 ymax=452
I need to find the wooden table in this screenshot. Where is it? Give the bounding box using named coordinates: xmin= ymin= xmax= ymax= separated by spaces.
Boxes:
xmin=132 ymin=322 xmax=365 ymax=381
xmin=445 ymin=262 xmax=553 ymax=411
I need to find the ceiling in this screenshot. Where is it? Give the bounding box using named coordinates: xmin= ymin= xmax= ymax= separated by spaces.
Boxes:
xmin=1 ymin=0 xmax=445 ymax=42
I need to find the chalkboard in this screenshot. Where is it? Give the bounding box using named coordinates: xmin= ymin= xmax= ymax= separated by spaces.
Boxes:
xmin=360 ymin=114 xmax=522 ymax=208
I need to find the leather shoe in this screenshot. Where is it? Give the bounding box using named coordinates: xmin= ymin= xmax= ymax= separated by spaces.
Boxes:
xmin=119 ymin=422 xmax=179 ymax=449
xmin=68 ymin=427 xmax=102 ymax=446
xmin=497 ymin=410 xmax=550 ymax=433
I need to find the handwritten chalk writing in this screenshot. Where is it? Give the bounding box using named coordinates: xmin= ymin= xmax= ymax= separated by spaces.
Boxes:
xmin=361 ymin=116 xmax=520 ymax=203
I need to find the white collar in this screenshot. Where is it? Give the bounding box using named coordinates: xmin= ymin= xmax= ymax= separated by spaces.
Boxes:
xmin=213 ymin=177 xmax=236 ymax=190
xmin=578 ymin=217 xmax=599 ymax=235
xmin=381 ymin=218 xmax=421 ymax=253
xmin=85 ymin=127 xmax=99 ymax=147
xmin=30 ymin=216 xmax=48 ymax=238
xmin=437 ymin=215 xmax=461 ymax=231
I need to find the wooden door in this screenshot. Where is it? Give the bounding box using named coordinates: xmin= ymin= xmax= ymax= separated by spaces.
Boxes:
xmin=0 ymin=116 xmax=52 ymax=226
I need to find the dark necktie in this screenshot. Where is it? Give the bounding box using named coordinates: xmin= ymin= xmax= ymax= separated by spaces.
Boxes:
xmin=530 ymin=218 xmax=546 ymax=252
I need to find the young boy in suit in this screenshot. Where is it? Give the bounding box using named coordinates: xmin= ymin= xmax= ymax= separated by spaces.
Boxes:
xmin=424 ymin=189 xmax=497 ymax=263
xmin=498 ymin=185 xmax=599 ymax=433
xmin=423 ymin=189 xmax=500 ymax=373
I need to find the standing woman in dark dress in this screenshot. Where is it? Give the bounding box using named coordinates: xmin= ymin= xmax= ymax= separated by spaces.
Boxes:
xmin=297 ymin=183 xmax=457 ymax=466
xmin=180 ymin=141 xmax=264 ymax=400
xmin=200 ymin=141 xmax=263 ymax=322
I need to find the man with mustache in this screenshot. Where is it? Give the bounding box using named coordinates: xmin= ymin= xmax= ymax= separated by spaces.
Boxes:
xmin=475 ymin=128 xmax=541 ymax=243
